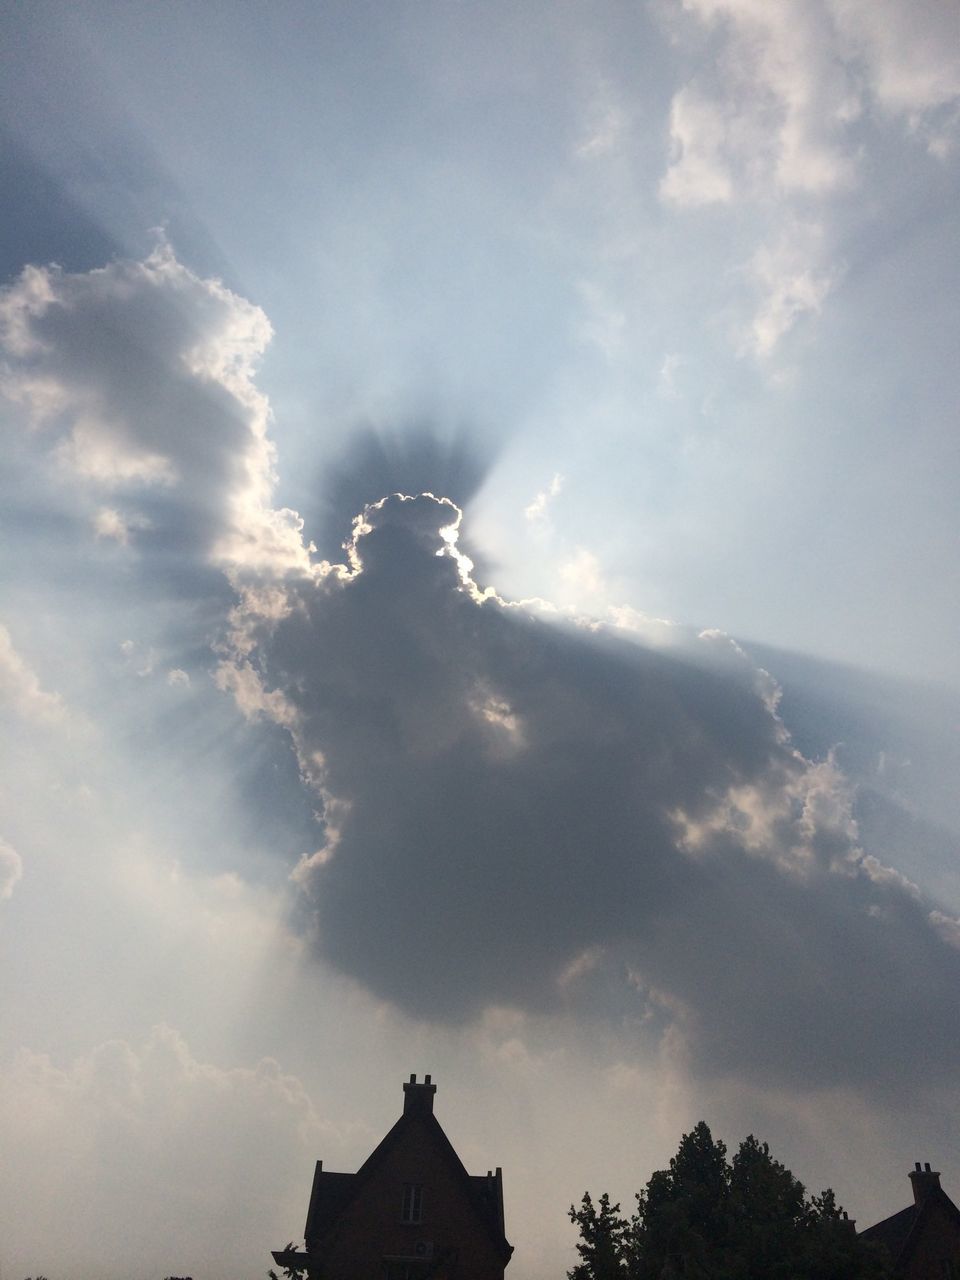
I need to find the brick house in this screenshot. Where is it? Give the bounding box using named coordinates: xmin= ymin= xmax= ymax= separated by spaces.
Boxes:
xmin=859 ymin=1163 xmax=960 ymax=1278
xmin=273 ymin=1075 xmax=513 ymax=1280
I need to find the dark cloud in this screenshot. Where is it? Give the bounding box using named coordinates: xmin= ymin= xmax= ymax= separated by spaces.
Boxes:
xmin=309 ymin=424 xmax=494 ymax=562
xmin=221 ymin=493 xmax=960 ymax=1093
xmin=6 ymin=246 xmax=957 ymax=1098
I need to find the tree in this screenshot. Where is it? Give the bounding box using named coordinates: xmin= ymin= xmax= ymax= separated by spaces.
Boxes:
xmin=568 ymin=1191 xmax=630 ymax=1280
xmin=268 ymin=1242 xmax=312 ymax=1280
xmin=626 ymin=1123 xmax=732 ymax=1279
xmin=570 ymin=1123 xmax=892 ymax=1280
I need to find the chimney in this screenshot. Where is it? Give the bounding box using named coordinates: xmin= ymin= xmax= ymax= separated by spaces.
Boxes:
xmin=403 ymin=1073 xmax=437 ymax=1117
xmin=909 ymin=1161 xmax=942 ymax=1204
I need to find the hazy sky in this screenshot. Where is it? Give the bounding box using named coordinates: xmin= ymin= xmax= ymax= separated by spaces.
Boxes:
xmin=2 ymin=3 xmax=959 ymax=1279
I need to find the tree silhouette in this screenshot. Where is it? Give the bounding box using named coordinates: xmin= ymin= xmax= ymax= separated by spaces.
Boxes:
xmin=570 ymin=1122 xmax=891 ymax=1280
xmin=269 ymin=1241 xmax=311 ymax=1280
xmin=569 ymin=1192 xmax=630 ymax=1280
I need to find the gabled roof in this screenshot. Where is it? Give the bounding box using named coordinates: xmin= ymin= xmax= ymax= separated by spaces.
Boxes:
xmin=859 ymin=1203 xmax=920 ymax=1261
xmin=304 ymin=1102 xmax=512 ymax=1265
xmin=860 ymin=1187 xmax=960 ymax=1271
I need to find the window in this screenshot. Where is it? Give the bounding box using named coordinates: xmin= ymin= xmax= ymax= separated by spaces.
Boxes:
xmin=383 ymin=1262 xmax=430 ymax=1280
xmin=401 ymin=1183 xmax=423 ymax=1224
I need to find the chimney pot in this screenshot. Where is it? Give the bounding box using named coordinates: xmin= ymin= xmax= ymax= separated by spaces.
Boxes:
xmin=402 ymin=1073 xmax=437 ymax=1116
xmin=909 ymin=1163 xmax=942 ymax=1204
xmin=916 ymin=1162 xmax=922 ymax=1172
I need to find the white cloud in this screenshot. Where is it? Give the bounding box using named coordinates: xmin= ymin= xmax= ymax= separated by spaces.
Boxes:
xmin=740 ymin=221 xmax=841 ymax=358
xmin=0 ymin=263 xmax=57 ymax=357
xmin=930 ymin=909 xmax=960 ymax=949
xmin=0 ymin=623 xmax=67 ymax=724
xmin=559 ymin=546 xmax=607 ymax=598
xmin=670 ymin=752 xmax=860 ymax=879
xmin=861 ymin=854 xmax=922 ymax=898
xmin=661 ymin=1 xmax=857 ymax=204
xmin=657 ymin=0 xmax=958 ymax=356
xmin=576 ymin=89 xmax=628 ymax=159
xmin=660 ymin=84 xmax=736 ymax=206
xmin=524 ymin=472 xmax=565 ymax=523
xmin=214 ymin=655 xmax=299 ymax=726
xmin=604 ymin=604 xmax=679 ymax=649
xmin=662 ymin=0 xmax=959 ymax=208
xmin=93 ymin=506 xmax=149 ymax=544
xmin=120 ymin=639 xmax=159 ymax=678
xmin=831 ymin=0 xmax=960 ymax=119
xmin=0 ymin=240 xmax=311 ymax=573
xmin=0 ymin=836 xmax=23 ymax=902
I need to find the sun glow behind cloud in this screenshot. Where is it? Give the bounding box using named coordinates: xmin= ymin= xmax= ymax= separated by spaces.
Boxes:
xmin=2 ymin=224 xmax=959 ymax=1280
xmin=6 ymin=238 xmax=958 ymax=1094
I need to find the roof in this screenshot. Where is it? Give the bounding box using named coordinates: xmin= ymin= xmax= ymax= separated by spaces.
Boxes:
xmin=860 ymin=1188 xmax=960 ymax=1270
xmin=859 ymin=1203 xmax=920 ymax=1261
xmin=304 ymin=1106 xmax=512 ymax=1264
xmin=304 ymin=1169 xmax=356 ymax=1239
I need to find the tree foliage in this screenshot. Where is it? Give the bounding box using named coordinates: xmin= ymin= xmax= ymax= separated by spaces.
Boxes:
xmin=569 ymin=1192 xmax=630 ymax=1280
xmin=569 ymin=1122 xmax=891 ymax=1280
xmin=268 ymin=1243 xmax=313 ymax=1280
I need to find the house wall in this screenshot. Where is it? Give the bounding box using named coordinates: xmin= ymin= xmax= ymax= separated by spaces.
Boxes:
xmin=315 ymin=1118 xmax=507 ymax=1280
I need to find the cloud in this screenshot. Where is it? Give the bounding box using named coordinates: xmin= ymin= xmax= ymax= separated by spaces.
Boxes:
xmin=310 ymin=425 xmax=494 ymax=564
xmin=7 ymin=246 xmax=957 ymax=1101
xmin=524 ymin=473 xmax=564 ymax=523
xmin=661 ymin=0 xmax=959 ymax=207
xmin=120 ymin=638 xmax=159 ymax=678
xmin=929 ymin=910 xmax=960 ymax=948
xmin=660 ymin=85 xmax=736 ymax=206
xmin=740 ymin=221 xmax=841 ymax=358
xmin=0 ymin=622 xmax=67 ymax=724
xmin=0 ymin=1025 xmax=333 ymax=1279
xmin=217 ymin=492 xmax=960 ymax=1092
xmin=660 ymin=1 xmax=857 ymax=206
xmin=831 ymin=0 xmax=960 ymax=120
xmin=93 ymin=505 xmax=151 ymax=544
xmin=558 ymin=547 xmax=608 ymax=600
xmin=657 ymin=0 xmax=958 ymax=355
xmin=576 ymin=97 xmax=628 ymax=159
xmin=0 ymin=836 xmax=23 ymax=902
xmin=0 ymin=239 xmax=308 ymax=572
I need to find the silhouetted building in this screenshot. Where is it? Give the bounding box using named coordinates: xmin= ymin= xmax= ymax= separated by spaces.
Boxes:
xmin=859 ymin=1162 xmax=960 ymax=1278
xmin=273 ymin=1075 xmax=513 ymax=1280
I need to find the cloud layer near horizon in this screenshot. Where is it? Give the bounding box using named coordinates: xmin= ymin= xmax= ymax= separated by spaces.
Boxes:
xmin=0 ymin=1024 xmax=332 ymax=1280
xmin=4 ymin=245 xmax=959 ymax=1101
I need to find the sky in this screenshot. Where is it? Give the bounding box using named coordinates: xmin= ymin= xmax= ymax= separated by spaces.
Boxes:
xmin=1 ymin=2 xmax=959 ymax=1278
